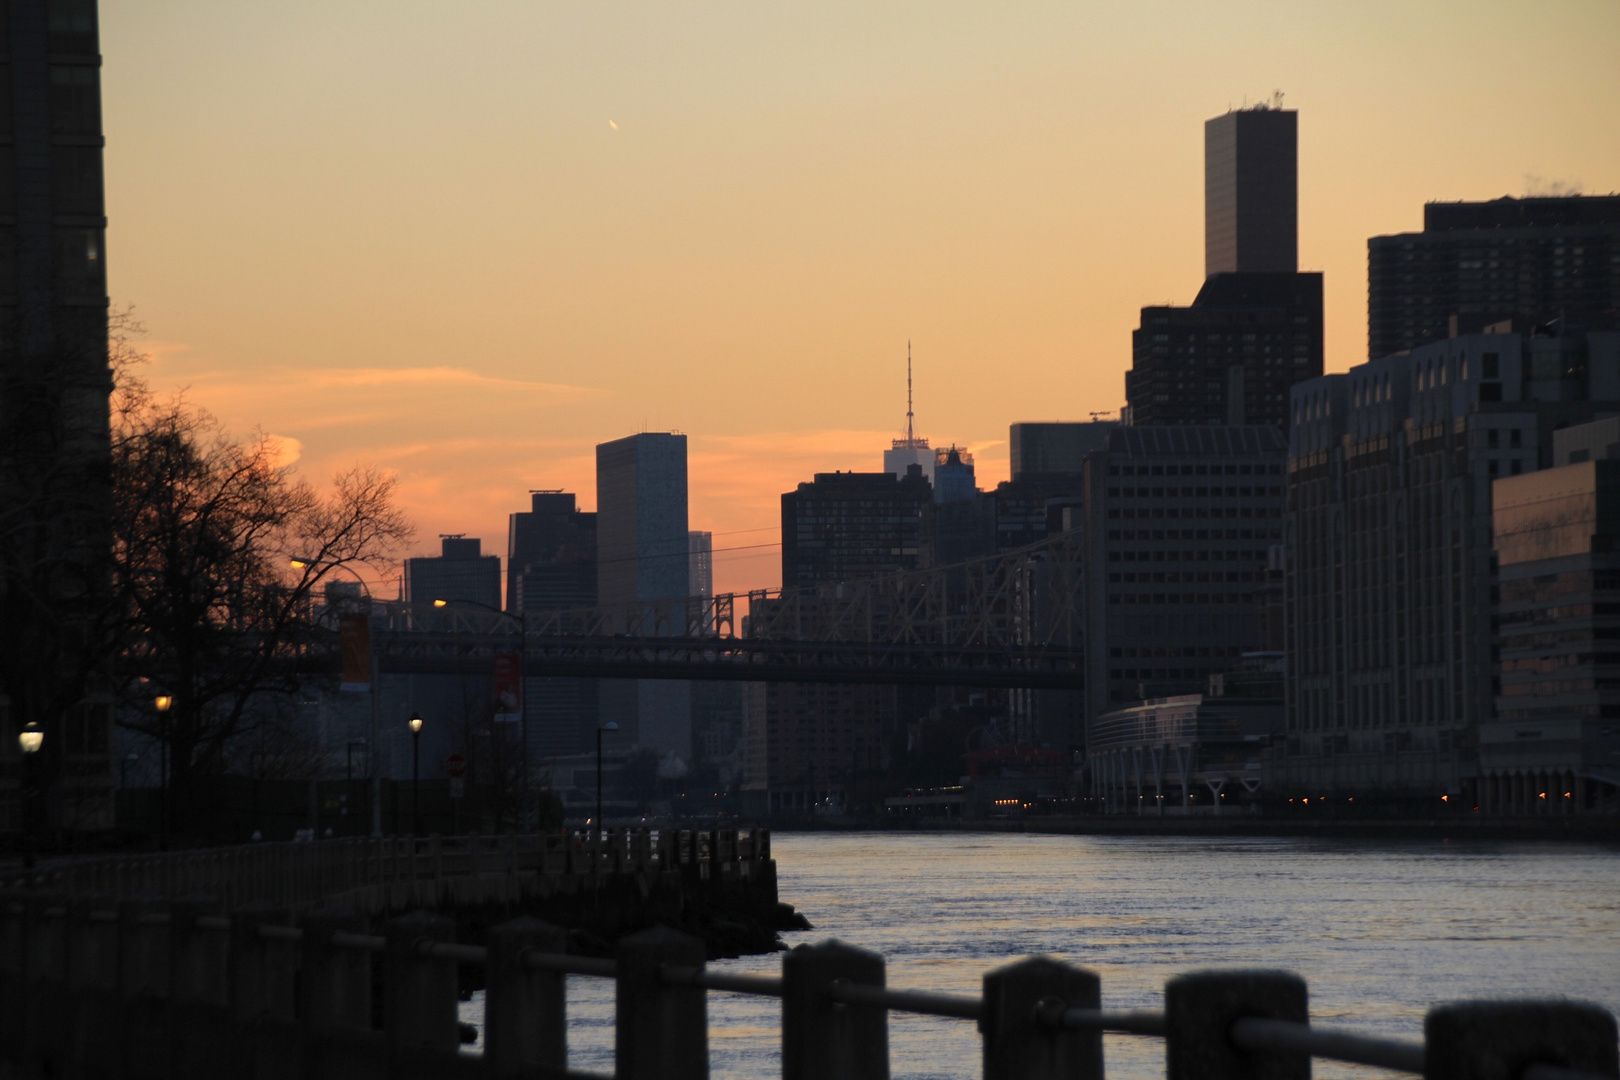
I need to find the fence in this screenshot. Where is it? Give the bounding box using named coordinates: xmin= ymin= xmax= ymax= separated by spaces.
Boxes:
xmin=0 ymin=892 xmax=1614 ymax=1080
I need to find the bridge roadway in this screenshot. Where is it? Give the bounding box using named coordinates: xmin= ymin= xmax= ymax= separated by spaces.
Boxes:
xmin=0 ymin=829 xmax=1614 ymax=1079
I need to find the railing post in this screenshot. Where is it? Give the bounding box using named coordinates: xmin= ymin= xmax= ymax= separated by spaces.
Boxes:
xmin=169 ymin=896 xmax=232 ymax=1079
xmin=981 ymin=956 xmax=1101 ymax=1080
xmin=484 ymin=917 xmax=569 ymax=1076
xmin=1424 ymin=1000 xmax=1619 ymax=1080
xmin=22 ymin=893 xmax=69 ymax=1079
xmin=615 ymin=925 xmax=708 ymax=1080
xmin=229 ymin=904 xmax=302 ymax=1079
xmin=384 ymin=911 xmax=461 ymax=1071
xmin=68 ymin=895 xmax=123 ymax=1077
xmin=0 ymin=892 xmax=25 ymax=1075
xmin=302 ymin=908 xmax=383 ymax=1073
xmin=782 ymin=939 xmax=888 ymax=1080
xmin=1164 ymin=970 xmax=1308 ymax=1080
xmin=119 ymin=897 xmax=175 ymax=1080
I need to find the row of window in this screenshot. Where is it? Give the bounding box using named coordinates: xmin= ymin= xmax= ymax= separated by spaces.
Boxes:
xmin=1110 ymin=549 xmax=1268 ymax=563
xmin=1109 ymin=528 xmax=1280 ymax=542
xmin=1108 ymin=592 xmax=1256 ymax=605
xmin=1108 ymin=463 xmax=1280 ymax=477
xmin=1110 ymin=571 xmax=1264 ymax=584
xmin=1110 ymin=506 xmax=1280 ymax=521
xmin=1109 ymin=485 xmax=1282 ymax=499
xmin=1109 ymin=645 xmax=1243 ymax=659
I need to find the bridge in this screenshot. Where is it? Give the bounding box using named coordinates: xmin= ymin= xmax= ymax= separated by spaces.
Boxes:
xmin=345 ymin=529 xmax=1087 ymax=690
xmin=0 ymin=831 xmax=1614 ymax=1080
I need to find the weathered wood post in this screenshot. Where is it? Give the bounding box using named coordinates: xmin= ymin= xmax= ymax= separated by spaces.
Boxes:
xmin=782 ymin=939 xmax=888 ymax=1080
xmin=615 ymin=926 xmax=708 ymax=1080
xmin=1424 ymin=1000 xmax=1619 ymax=1080
xmin=981 ymin=956 xmax=1102 ymax=1080
xmin=21 ymin=893 xmax=69 ymax=1079
xmin=228 ymin=904 xmax=302 ymax=1079
xmin=0 ymin=892 xmax=26 ymax=1074
xmin=302 ymin=908 xmax=383 ymax=1074
xmin=384 ymin=911 xmax=461 ymax=1073
xmin=484 ymin=917 xmax=569 ymax=1076
xmin=169 ymin=896 xmax=233 ymax=1079
xmin=67 ymin=896 xmax=123 ymax=1077
xmin=1164 ymin=970 xmax=1308 ymax=1080
xmin=119 ymin=897 xmax=174 ymax=1080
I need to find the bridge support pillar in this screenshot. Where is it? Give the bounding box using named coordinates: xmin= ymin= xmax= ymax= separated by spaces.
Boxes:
xmin=615 ymin=925 xmax=708 ymax=1080
xmin=1424 ymin=1000 xmax=1619 ymax=1080
xmin=982 ymin=955 xmax=1101 ymax=1080
xmin=484 ymin=917 xmax=568 ymax=1076
xmin=1165 ymin=969 xmax=1308 ymax=1080
xmin=783 ymin=938 xmax=888 ymax=1080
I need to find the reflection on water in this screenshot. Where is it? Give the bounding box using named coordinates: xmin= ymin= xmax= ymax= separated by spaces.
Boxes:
xmin=466 ymin=831 xmax=1620 ymax=1079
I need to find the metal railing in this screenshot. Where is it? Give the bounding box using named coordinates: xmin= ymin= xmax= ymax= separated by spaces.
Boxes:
xmin=0 ymin=896 xmax=1614 ymax=1080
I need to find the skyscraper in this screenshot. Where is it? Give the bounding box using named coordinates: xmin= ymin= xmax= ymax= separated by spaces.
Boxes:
xmin=1126 ymin=105 xmax=1321 ymax=431
xmin=1367 ymin=195 xmax=1620 ymax=361
xmin=1204 ymin=104 xmax=1298 ymax=276
xmin=883 ymin=343 xmax=935 ymax=483
xmin=596 ymin=433 xmax=691 ymax=761
xmin=404 ymin=536 xmax=501 ymax=610
xmin=0 ymin=0 xmax=115 ymax=829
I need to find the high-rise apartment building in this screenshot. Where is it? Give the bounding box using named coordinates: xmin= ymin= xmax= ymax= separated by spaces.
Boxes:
xmin=596 ymin=433 xmax=691 ymax=760
xmin=1082 ymin=426 xmax=1289 ymax=728
xmin=1204 ymin=105 xmax=1298 ymax=276
xmin=1009 ymin=422 xmax=1117 ymax=481
xmin=1368 ymin=195 xmax=1620 ymax=362
xmin=404 ymin=536 xmax=501 ymax=610
xmin=506 ymin=492 xmax=597 ymax=758
xmin=1127 ymin=106 xmax=1321 ymax=431
xmin=1278 ymin=326 xmax=1620 ymax=806
xmin=0 ymin=0 xmax=116 ymax=829
xmin=1484 ymin=421 xmax=1620 ymax=817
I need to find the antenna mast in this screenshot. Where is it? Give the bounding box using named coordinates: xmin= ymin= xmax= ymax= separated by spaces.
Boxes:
xmin=906 ymin=340 xmax=914 ymax=441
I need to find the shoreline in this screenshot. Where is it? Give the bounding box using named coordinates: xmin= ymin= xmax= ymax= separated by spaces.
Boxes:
xmin=759 ymin=815 xmax=1620 ymax=844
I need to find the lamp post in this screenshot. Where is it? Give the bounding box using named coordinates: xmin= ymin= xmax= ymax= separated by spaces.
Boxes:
xmin=18 ymin=721 xmax=43 ymax=868
xmin=154 ymin=694 xmax=173 ymax=849
xmin=346 ymin=738 xmax=368 ymax=782
xmin=293 ymin=557 xmax=381 ymax=838
xmin=433 ymin=597 xmax=527 ymax=831
xmin=595 ymin=720 xmax=618 ymax=895
xmin=408 ymin=712 xmax=423 ymax=838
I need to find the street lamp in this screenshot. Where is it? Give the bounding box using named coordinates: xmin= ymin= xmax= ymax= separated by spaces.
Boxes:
xmin=409 ymin=712 xmax=423 ymax=838
xmin=432 ymin=596 xmax=528 ymax=832
xmin=595 ymin=721 xmax=618 ymax=894
xmin=154 ymin=694 xmax=173 ymax=849
xmin=18 ymin=721 xmax=43 ymax=867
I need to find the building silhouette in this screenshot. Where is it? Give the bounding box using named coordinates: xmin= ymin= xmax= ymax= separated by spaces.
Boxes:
xmin=404 ymin=536 xmax=501 ymax=610
xmin=1205 ymin=105 xmax=1298 ymax=276
xmin=780 ymin=469 xmax=931 ymax=589
xmin=1368 ymin=195 xmax=1620 ymax=361
xmin=1278 ymin=324 xmax=1620 ymax=807
xmin=595 ymin=433 xmax=691 ymax=762
xmin=1126 ymin=105 xmax=1322 ymax=431
xmin=0 ymin=0 xmax=115 ymax=831
xmin=506 ymin=491 xmax=597 ymax=759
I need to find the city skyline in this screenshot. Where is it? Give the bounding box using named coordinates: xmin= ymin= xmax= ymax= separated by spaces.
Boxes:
xmin=101 ymin=2 xmax=1620 ymax=595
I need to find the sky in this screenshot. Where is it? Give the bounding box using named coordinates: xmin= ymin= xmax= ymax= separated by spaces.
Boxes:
xmin=101 ymin=1 xmax=1620 ymax=597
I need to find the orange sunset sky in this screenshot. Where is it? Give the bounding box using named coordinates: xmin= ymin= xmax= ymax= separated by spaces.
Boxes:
xmin=102 ymin=1 xmax=1620 ymax=597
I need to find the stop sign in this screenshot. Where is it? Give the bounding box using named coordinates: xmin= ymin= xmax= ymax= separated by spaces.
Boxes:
xmin=446 ymin=753 xmax=467 ymax=778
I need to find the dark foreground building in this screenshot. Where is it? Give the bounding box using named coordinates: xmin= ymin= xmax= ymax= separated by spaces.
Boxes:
xmin=0 ymin=0 xmax=115 ymax=831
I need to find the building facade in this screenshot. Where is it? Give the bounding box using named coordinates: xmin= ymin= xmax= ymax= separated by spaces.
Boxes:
xmin=404 ymin=536 xmax=502 ymax=610
xmin=1278 ymin=327 xmax=1620 ymax=806
xmin=1082 ymin=425 xmax=1289 ymax=729
xmin=1484 ymin=427 xmax=1620 ymax=816
xmin=595 ymin=433 xmax=691 ymax=761
xmin=1009 ymin=421 xmax=1117 ymax=481
xmin=506 ymin=491 xmax=598 ymax=759
xmin=1368 ymin=194 xmax=1620 ymax=362
xmin=781 ymin=470 xmax=931 ymax=589
xmin=1204 ymin=104 xmax=1297 ymax=277
xmin=0 ymin=0 xmax=116 ymax=830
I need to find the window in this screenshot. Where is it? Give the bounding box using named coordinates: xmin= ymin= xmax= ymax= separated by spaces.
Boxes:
xmin=1487 ymin=430 xmax=1499 ymax=449
xmin=1483 ymin=352 xmax=1500 ymax=378
xmin=50 ymin=66 xmax=101 ymax=136
xmin=1510 ymin=429 xmax=1522 ymax=448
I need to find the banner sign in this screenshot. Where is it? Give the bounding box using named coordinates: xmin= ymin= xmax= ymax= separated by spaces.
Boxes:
xmin=339 ymin=615 xmax=371 ymax=691
xmin=493 ymin=651 xmax=522 ymax=722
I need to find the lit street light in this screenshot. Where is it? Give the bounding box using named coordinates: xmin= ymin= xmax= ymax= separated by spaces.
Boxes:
xmin=18 ymin=721 xmax=43 ymax=868
xmin=409 ymin=712 xmax=423 ymax=838
xmin=155 ymin=694 xmax=173 ymax=849
xmin=595 ymin=720 xmax=618 ymax=894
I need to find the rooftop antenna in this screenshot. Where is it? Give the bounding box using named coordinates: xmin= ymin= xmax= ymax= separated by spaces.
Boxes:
xmin=906 ymin=340 xmax=915 ymax=442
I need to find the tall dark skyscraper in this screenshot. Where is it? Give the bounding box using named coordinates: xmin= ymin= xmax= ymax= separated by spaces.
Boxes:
xmin=1126 ymin=104 xmax=1321 ymax=431
xmin=0 ymin=1 xmax=115 ymax=829
xmin=1204 ymin=105 xmax=1298 ymax=276
xmin=780 ymin=470 xmax=931 ymax=588
xmin=1368 ymin=195 xmax=1620 ymax=361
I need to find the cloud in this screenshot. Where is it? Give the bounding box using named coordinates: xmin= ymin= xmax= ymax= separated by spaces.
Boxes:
xmin=263 ymin=433 xmax=303 ymax=468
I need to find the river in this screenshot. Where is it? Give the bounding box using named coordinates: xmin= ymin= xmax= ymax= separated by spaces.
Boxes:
xmin=467 ymin=830 xmax=1620 ymax=1078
